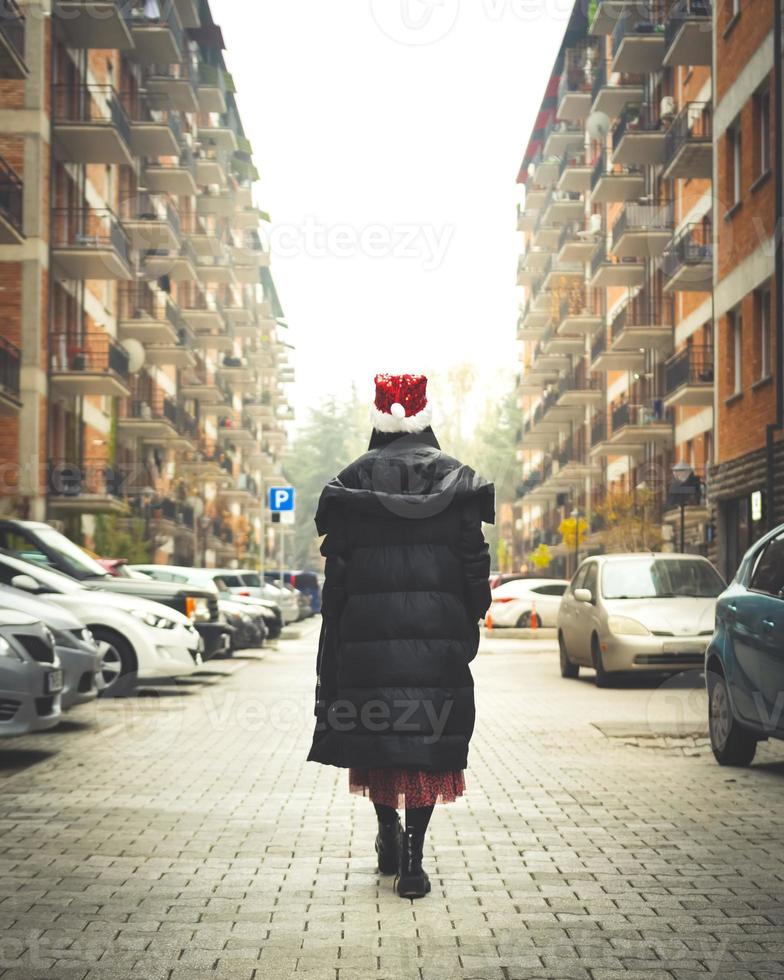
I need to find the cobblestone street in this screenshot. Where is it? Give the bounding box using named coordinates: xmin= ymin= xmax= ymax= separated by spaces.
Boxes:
xmin=2 ymin=621 xmax=784 ymax=980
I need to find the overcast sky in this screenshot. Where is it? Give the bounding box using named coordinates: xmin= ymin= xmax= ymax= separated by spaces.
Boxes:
xmin=218 ymin=0 xmax=569 ymax=431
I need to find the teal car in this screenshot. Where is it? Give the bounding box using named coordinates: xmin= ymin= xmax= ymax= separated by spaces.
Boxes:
xmin=706 ymin=525 xmax=784 ymax=766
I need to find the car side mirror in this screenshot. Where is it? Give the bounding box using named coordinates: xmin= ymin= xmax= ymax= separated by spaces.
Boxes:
xmin=574 ymin=588 xmax=594 ymax=604
xmin=11 ymin=574 xmax=42 ymax=594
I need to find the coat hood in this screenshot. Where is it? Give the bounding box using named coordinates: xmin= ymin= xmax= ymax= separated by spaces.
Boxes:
xmin=315 ymin=429 xmax=495 ymax=533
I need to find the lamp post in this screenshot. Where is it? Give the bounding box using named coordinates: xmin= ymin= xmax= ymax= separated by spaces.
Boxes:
xmin=671 ymin=461 xmax=694 ymax=554
xmin=571 ymin=507 xmax=581 ymax=574
xmin=635 ymin=480 xmax=648 ymax=550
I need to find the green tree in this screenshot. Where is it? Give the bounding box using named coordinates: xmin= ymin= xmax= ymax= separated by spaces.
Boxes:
xmin=93 ymin=514 xmax=151 ymax=563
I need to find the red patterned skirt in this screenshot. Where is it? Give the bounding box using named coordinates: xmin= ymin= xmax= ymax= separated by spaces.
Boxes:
xmin=348 ymin=767 xmax=465 ymax=809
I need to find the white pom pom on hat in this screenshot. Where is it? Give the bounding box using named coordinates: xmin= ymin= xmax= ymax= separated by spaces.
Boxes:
xmin=390 ymin=402 xmax=406 ymax=419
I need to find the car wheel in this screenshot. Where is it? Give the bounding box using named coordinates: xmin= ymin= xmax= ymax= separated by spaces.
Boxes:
xmin=708 ymin=669 xmax=758 ymax=767
xmin=91 ymin=627 xmax=138 ymax=698
xmin=591 ymin=635 xmax=612 ymax=688
xmin=559 ymin=633 xmax=579 ymax=679
xmin=516 ymin=610 xmax=539 ymax=628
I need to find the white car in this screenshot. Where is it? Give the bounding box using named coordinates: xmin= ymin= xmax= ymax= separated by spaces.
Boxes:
xmin=486 ymin=578 xmax=569 ymax=629
xmin=0 ymin=554 xmax=202 ymax=696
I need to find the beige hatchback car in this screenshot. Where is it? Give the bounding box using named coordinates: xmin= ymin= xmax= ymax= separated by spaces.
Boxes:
xmin=557 ymin=553 xmax=725 ymax=686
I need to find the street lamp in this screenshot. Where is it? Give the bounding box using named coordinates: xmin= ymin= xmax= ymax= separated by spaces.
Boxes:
xmin=635 ymin=480 xmax=648 ymax=550
xmin=571 ymin=507 xmax=581 ymax=573
xmin=671 ymin=461 xmax=694 ymax=554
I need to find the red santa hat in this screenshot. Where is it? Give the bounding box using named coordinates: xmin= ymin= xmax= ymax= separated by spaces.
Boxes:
xmin=371 ymin=373 xmax=432 ymax=433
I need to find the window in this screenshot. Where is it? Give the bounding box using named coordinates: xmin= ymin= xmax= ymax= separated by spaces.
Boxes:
xmin=755 ymin=286 xmax=771 ymax=380
xmin=532 ymin=584 xmax=568 ymax=597
xmin=571 ymin=564 xmax=588 ymax=592
xmin=727 ymin=119 xmax=742 ymax=207
xmin=749 ymin=534 xmax=784 ymax=597
xmin=754 ymin=84 xmax=771 ymax=178
xmin=583 ymin=563 xmax=598 ymax=598
xmin=602 ymin=558 xmax=725 ymax=600
xmin=729 ymin=307 xmax=743 ymax=395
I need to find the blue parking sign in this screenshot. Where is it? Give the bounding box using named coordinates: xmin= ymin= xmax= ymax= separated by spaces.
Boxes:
xmin=269 ymin=486 xmax=295 ymax=512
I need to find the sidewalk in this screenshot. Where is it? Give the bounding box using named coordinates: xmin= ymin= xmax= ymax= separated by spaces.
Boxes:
xmin=1 ymin=623 xmax=784 ymax=979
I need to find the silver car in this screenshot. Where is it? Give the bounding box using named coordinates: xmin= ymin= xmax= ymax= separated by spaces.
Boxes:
xmin=557 ymin=553 xmax=725 ymax=686
xmin=0 ymin=610 xmax=63 ymax=736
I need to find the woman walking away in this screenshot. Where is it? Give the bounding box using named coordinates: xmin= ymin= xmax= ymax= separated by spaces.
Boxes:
xmin=307 ymin=374 xmax=494 ymax=899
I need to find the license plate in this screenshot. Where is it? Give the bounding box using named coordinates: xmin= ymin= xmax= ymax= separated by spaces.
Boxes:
xmin=662 ymin=641 xmax=705 ymax=655
xmin=46 ymin=669 xmax=64 ymax=694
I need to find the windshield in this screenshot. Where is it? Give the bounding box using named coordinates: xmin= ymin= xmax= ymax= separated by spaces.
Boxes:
xmin=240 ymin=573 xmax=261 ymax=587
xmin=31 ymin=526 xmax=109 ymax=578
xmin=602 ymin=558 xmax=725 ymax=600
xmin=0 ymin=555 xmax=83 ymax=595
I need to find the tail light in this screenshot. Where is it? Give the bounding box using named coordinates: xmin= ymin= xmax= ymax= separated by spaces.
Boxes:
xmin=492 ymin=597 xmax=514 ymax=604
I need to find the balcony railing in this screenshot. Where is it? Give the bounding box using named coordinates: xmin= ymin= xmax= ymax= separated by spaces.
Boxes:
xmin=611 ymin=288 xmax=674 ymax=340
xmin=662 ymin=221 xmax=713 ymax=283
xmin=557 ymin=46 xmax=594 ymax=106
xmin=0 ymin=154 xmax=23 ymax=237
xmin=48 ymin=456 xmax=126 ymax=500
xmin=50 ymin=329 xmax=129 ymax=376
xmin=664 ymin=345 xmax=714 ymax=395
xmin=0 ymin=336 xmax=20 ymax=401
xmin=592 ymin=59 xmax=643 ymax=102
xmin=663 ymin=101 xmax=712 ymax=170
xmin=128 ymin=0 xmax=184 ymax=54
xmin=591 ymin=413 xmax=607 ymax=446
xmin=611 ymin=201 xmax=674 ymax=251
xmin=0 ymin=0 xmax=26 ymax=74
xmin=611 ymin=399 xmax=669 ymax=432
xmin=664 ymin=0 xmax=712 ymax=56
xmin=612 ymin=103 xmax=663 ymax=156
xmin=52 ymin=207 xmax=130 ymax=265
xmin=53 ymin=83 xmax=132 ymax=147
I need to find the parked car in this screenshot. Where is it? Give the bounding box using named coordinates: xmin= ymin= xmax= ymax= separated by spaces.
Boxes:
xmin=0 ymin=585 xmax=101 ymax=710
xmin=486 ymin=578 xmax=569 ymax=628
xmin=0 ymin=610 xmax=63 ymax=736
xmin=264 ymin=570 xmax=321 ymax=613
xmin=140 ymin=566 xmax=301 ymax=626
xmin=219 ymin=597 xmax=267 ymax=651
xmin=558 ymin=554 xmax=724 ymax=686
xmin=706 ymin=524 xmax=784 ymax=766
xmin=0 ymin=553 xmax=203 ymax=696
xmin=0 ymin=520 xmax=230 ymax=659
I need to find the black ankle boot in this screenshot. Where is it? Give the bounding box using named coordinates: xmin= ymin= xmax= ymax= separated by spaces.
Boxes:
xmin=375 ymin=815 xmax=402 ymax=875
xmin=395 ymin=828 xmax=431 ymax=898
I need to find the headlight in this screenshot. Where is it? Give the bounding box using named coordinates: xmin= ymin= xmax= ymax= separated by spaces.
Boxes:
xmin=185 ymin=596 xmax=211 ymax=623
xmin=129 ymin=609 xmax=178 ymax=630
xmin=0 ymin=636 xmax=21 ymax=660
xmin=607 ymin=615 xmax=650 ymax=636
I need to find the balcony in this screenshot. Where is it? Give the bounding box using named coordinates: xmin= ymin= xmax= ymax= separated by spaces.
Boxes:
xmin=664 ymin=0 xmax=712 ymax=66
xmin=218 ymin=412 xmax=257 ymax=447
xmin=0 ymin=155 xmax=24 ymax=244
xmin=557 ymin=221 xmax=599 ymax=264
xmin=53 ymin=84 xmax=133 ymax=165
xmin=542 ymin=189 xmax=584 ymax=227
xmin=529 ymin=149 xmax=560 ymax=189
xmin=662 ymin=222 xmax=713 ymax=292
xmin=218 ymin=472 xmax=259 ymax=502
xmin=144 ymin=60 xmax=199 ymax=113
xmin=127 ymin=99 xmax=180 ymax=157
xmin=662 ymin=102 xmax=712 ymax=180
xmin=179 ymin=365 xmax=230 ymax=406
xmin=199 ymin=113 xmax=239 ymax=153
xmin=197 ymin=190 xmax=236 ymax=219
xmin=48 ymin=456 xmax=128 ymax=515
xmin=118 ymin=283 xmax=183 ymax=345
xmin=52 ymin=207 xmax=131 ymax=280
xmin=53 ymin=0 xmax=133 ymax=49
xmin=555 ymin=375 xmax=603 ymax=412
xmin=142 ymin=239 xmax=198 ymax=285
xmin=517 ymin=207 xmax=538 ymax=233
xmin=517 ymin=250 xmax=550 ymax=287
xmin=50 ymin=329 xmax=130 ymax=398
xmin=589 ymin=329 xmax=645 ymax=373
xmin=557 ymin=153 xmax=592 ymax=194
xmin=222 ymin=299 xmax=256 ymax=331
xmin=590 ymin=154 xmax=643 ymax=204
xmin=178 ymin=288 xmax=226 ymax=334
xmin=127 ymin=0 xmax=184 ymax=65
xmin=0 ymin=337 xmax=21 ymax=414
xmin=557 ymin=291 xmax=604 ymax=336
xmin=610 ymin=289 xmax=674 ymax=353
xmin=608 ymin=399 xmax=673 ymax=449
xmin=591 ymin=59 xmax=644 ymax=120
xmin=588 ymin=0 xmax=627 ymax=34
xmin=531 ymin=214 xmax=561 ymax=251
xmin=180 ymin=213 xmax=222 ymax=257
xmin=0 ymin=0 xmax=27 ymax=77
xmin=663 ymin=345 xmax=714 ymax=408
xmin=218 ymin=356 xmax=257 ymax=392
xmin=610 ymin=9 xmax=666 ymax=73
xmin=172 ymin=0 xmax=199 ymax=28
xmin=523 ymin=185 xmax=548 ymax=211
xmin=144 ymin=146 xmax=198 ymax=196
xmin=121 ymin=193 xmax=180 ymax=252
xmin=542 ymin=118 xmax=584 ymax=159
xmin=557 ymin=47 xmax=594 ymax=121
xmin=540 ymin=323 xmax=584 ymax=356
xmin=118 ymin=389 xmax=182 ymax=443
xmin=590 ymin=242 xmax=644 ymax=290
xmin=195 ymin=142 xmax=230 ymax=186
xmin=195 ymin=253 xmax=237 ymax=287
xmin=541 ymin=255 xmax=583 ymax=292
xmin=610 ymin=202 xmax=673 ymax=259
xmin=612 ymin=106 xmax=666 ymax=166
xmin=196 ymin=63 xmax=227 ymax=113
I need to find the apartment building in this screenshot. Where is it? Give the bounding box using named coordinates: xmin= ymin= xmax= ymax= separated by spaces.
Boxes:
xmin=0 ymin=0 xmax=293 ymax=568
xmin=710 ymin=0 xmax=781 ymax=577
xmin=514 ymin=0 xmax=714 ymax=575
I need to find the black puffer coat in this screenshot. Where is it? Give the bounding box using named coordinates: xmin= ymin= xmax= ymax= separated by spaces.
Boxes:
xmin=307 ymin=428 xmax=494 ymax=772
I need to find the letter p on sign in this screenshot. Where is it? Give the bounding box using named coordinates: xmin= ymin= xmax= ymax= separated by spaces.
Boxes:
xmin=269 ymin=486 xmax=295 ymax=512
